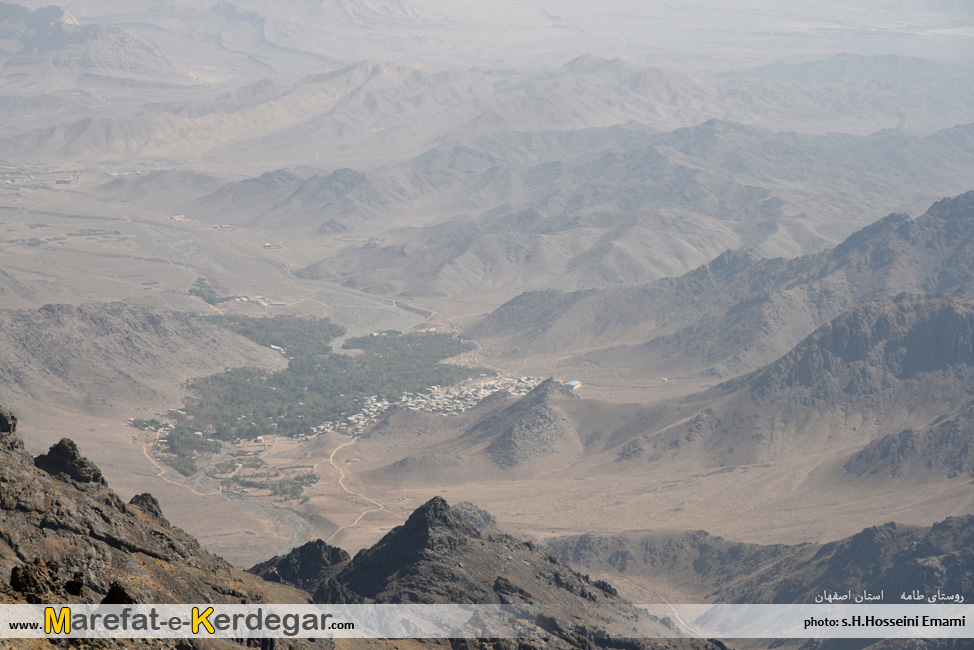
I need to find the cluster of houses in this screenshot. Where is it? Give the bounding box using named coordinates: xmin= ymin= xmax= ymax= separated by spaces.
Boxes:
xmin=138 ymin=375 xmax=567 ymax=469
xmin=218 ymin=294 xmax=287 ymax=307
xmin=311 ymin=376 xmax=546 ymax=435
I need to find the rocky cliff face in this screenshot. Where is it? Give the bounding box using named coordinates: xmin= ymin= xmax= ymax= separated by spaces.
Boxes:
xmin=252 ymin=496 xmax=726 ymax=650
xmin=0 ymin=405 xmax=323 ymax=649
xmin=2 ymin=405 xmax=722 ymax=650
xmin=251 ymin=540 xmax=350 ymax=592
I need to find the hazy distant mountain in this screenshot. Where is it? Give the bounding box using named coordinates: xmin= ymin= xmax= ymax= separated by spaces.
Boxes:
xmin=735 ymin=52 xmax=974 ymax=89
xmin=90 ymin=169 xmax=227 ymax=213
xmin=9 ymin=51 xmax=974 ymax=166
xmin=289 ymin=123 xmax=974 ymax=302
xmin=472 ymin=191 xmax=974 ymax=377
xmin=194 ymin=167 xmax=369 ymax=230
xmin=548 ymin=514 xmax=974 ymax=607
xmin=642 ymin=293 xmax=974 ymax=466
xmin=0 ymin=3 xmax=203 ymax=89
xmin=506 ymin=294 xmax=974 ymax=469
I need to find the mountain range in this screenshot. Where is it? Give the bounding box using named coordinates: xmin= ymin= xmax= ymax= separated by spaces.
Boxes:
xmin=82 ymin=123 xmax=974 ymax=306
xmin=547 ymin=514 xmax=974 ymax=607
xmin=341 ymin=291 xmax=974 ymax=517
xmin=470 ymin=191 xmax=974 ymax=378
xmin=6 ymin=50 xmax=974 ymax=167
xmin=291 ymin=123 xmax=974 ymax=300
xmin=0 ymin=3 xmax=203 ymax=89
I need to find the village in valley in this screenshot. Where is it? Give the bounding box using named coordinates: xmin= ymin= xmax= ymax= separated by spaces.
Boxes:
xmin=135 ymin=371 xmax=563 ymax=499
xmin=326 ymin=375 xmax=549 ymax=435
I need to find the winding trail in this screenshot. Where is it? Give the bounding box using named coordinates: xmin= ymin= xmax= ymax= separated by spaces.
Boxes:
xmin=140 ymin=436 xmax=221 ymax=497
xmin=613 ymin=575 xmax=706 ymax=638
xmin=324 ymin=438 xmax=385 ymax=544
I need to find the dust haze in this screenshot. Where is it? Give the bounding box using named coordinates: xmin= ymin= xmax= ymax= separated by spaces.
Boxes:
xmin=1 ymin=1 xmax=973 ymax=647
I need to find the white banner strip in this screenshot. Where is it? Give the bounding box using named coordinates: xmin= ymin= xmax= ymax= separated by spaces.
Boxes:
xmin=0 ymin=604 xmax=971 ymax=639
xmin=640 ymin=604 xmax=973 ymax=639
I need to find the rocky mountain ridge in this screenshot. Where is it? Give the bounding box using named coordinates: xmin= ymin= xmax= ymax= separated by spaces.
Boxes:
xmin=548 ymin=514 xmax=974 ymax=606
xmin=471 ymin=191 xmax=974 ymax=378
xmin=0 ymin=405 xmax=321 ymax=649
xmin=1 ymin=404 xmax=723 ymax=649
xmin=257 ymin=122 xmax=974 ymax=300
xmin=251 ymin=496 xmax=727 ymax=649
xmin=845 ymin=399 xmax=974 ymax=480
xmin=611 ymin=293 xmax=974 ymax=467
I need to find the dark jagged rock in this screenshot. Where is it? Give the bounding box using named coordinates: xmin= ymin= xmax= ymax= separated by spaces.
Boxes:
xmin=129 ymin=492 xmax=171 ymax=528
xmin=492 ymin=576 xmax=534 ymax=604
xmin=0 ymin=405 xmax=27 ymax=460
xmin=34 ymin=437 xmax=107 ymax=485
xmin=319 ymin=496 xmax=717 ymax=648
xmin=311 ymin=578 xmax=364 ymax=605
xmin=400 ymin=495 xmax=482 ymax=541
xmin=0 ymin=404 xmax=325 ymax=643
xmin=64 ymin=571 xmax=85 ymax=596
xmin=101 ymin=582 xmax=137 ymax=605
xmin=10 ymin=559 xmax=62 ymax=604
xmin=0 ymin=406 xmax=16 ymax=434
xmin=335 ymin=496 xmax=482 ymax=601
xmin=250 ymin=539 xmax=350 ymax=591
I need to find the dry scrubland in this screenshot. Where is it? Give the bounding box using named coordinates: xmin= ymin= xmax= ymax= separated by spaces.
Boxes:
xmin=0 ymin=9 xmax=973 ymax=639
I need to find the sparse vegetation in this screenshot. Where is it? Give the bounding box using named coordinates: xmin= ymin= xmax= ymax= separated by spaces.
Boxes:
xmin=130 ymin=418 xmax=162 ymax=431
xmin=189 ymin=278 xmax=233 ymax=306
xmin=221 ymin=470 xmax=319 ymax=498
xmin=156 ymin=429 xmax=220 ymax=476
xmin=154 ymin=315 xmax=473 ymax=471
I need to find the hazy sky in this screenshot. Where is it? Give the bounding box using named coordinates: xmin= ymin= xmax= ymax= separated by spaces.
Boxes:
xmin=404 ymin=0 xmax=974 ymax=69
xmin=19 ymin=0 xmax=974 ymax=72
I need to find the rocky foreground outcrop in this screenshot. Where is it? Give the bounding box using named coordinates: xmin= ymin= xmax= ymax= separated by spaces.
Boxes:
xmin=0 ymin=406 xmax=321 ymax=650
xmin=1 ymin=405 xmax=724 ymax=650
xmin=252 ymin=497 xmax=732 ymax=650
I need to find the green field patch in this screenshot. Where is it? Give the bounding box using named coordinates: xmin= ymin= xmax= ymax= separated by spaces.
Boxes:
xmin=144 ymin=315 xmax=473 ymax=474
